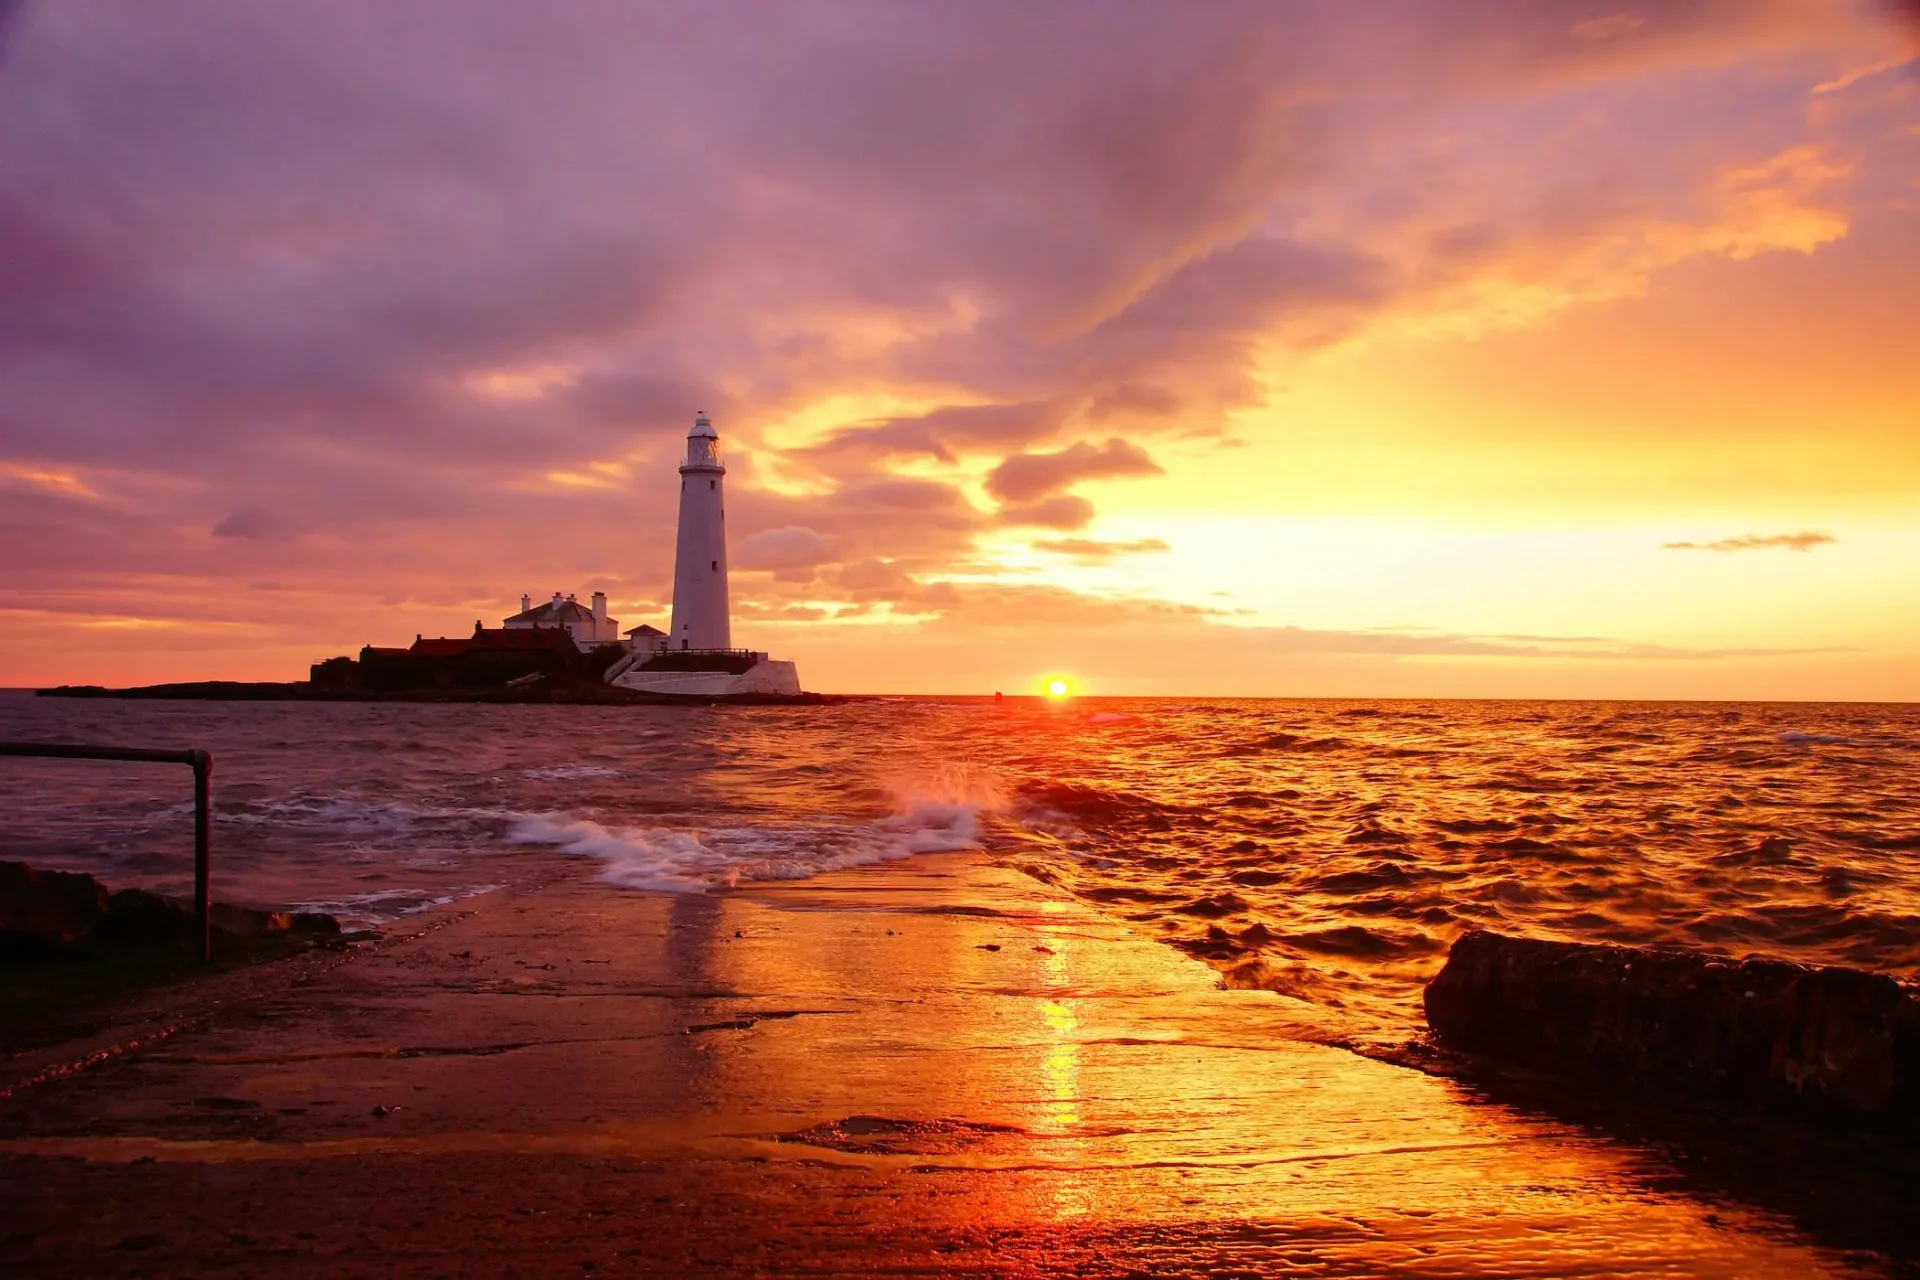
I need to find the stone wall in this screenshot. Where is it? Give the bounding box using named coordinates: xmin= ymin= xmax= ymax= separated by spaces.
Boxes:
xmin=1424 ymin=929 xmax=1919 ymax=1122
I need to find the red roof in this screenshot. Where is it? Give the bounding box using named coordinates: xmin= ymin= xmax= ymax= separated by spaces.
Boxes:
xmin=467 ymin=627 xmax=579 ymax=654
xmin=370 ymin=628 xmax=580 ymax=662
xmin=506 ymin=599 xmax=595 ymax=624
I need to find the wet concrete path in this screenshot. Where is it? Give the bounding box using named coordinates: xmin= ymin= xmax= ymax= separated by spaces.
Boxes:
xmin=0 ymin=853 xmax=1888 ymax=1276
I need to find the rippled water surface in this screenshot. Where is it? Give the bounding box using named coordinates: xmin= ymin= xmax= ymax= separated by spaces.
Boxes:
xmin=4 ymin=691 xmax=1916 ymax=1036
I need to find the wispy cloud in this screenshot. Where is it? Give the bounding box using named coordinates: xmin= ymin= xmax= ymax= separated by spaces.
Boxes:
xmin=1031 ymin=537 xmax=1171 ymax=561
xmin=986 ymin=440 xmax=1163 ymax=504
xmin=1662 ymin=532 xmax=1836 ymax=552
xmin=0 ymin=461 xmax=98 ymax=501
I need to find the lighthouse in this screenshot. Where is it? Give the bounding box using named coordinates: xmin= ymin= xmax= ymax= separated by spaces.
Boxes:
xmin=602 ymin=410 xmax=801 ymax=696
xmin=669 ymin=411 xmax=731 ymax=651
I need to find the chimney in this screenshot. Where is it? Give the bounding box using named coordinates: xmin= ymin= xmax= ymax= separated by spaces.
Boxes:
xmin=551 ymin=591 xmax=563 ymax=606
xmin=591 ymin=591 xmax=607 ymax=622
xmin=520 ymin=593 xmax=530 ymax=613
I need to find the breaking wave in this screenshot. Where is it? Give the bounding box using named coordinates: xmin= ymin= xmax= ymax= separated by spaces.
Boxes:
xmin=507 ymin=765 xmax=1000 ymax=892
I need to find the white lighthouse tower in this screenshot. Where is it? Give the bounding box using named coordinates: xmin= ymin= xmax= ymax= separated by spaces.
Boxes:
xmin=669 ymin=411 xmax=730 ymax=651
xmin=604 ymin=411 xmax=802 ymax=697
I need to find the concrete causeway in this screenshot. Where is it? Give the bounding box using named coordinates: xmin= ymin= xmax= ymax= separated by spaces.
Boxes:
xmin=0 ymin=853 xmax=1882 ymax=1277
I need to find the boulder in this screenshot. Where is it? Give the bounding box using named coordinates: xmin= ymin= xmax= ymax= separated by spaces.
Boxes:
xmin=94 ymin=888 xmax=195 ymax=946
xmin=0 ymin=861 xmax=111 ymax=959
xmin=1 ymin=860 xmax=340 ymax=955
xmin=209 ymin=902 xmax=340 ymax=937
xmin=97 ymin=890 xmax=341 ymax=945
xmin=1424 ymin=929 xmax=1920 ymax=1122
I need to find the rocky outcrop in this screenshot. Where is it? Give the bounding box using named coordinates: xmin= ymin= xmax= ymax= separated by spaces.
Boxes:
xmin=1425 ymin=929 xmax=1919 ymax=1122
xmin=39 ymin=681 xmax=847 ymax=705
xmin=0 ymin=860 xmax=339 ymax=958
xmin=0 ymin=863 xmax=113 ymax=959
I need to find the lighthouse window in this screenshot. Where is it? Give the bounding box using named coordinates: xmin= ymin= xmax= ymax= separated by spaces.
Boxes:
xmin=709 ymin=480 xmax=715 ymax=490
xmin=711 ymin=560 xmax=717 ymax=570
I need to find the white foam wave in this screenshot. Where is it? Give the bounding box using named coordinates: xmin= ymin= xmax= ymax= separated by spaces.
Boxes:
xmin=520 ymin=764 xmax=622 ymax=780
xmin=510 ymin=767 xmax=1002 ymax=893
xmin=293 ymin=882 xmax=503 ymax=930
xmin=221 ymin=795 xmax=429 ymax=830
xmin=1089 ymin=712 xmax=1135 ymax=724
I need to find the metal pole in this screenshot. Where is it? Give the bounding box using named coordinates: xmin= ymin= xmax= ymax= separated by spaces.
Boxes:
xmin=0 ymin=741 xmax=215 ymax=964
xmin=192 ymin=750 xmax=213 ymax=964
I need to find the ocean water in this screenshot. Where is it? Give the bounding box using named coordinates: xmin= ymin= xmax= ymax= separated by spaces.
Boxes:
xmin=3 ymin=691 xmax=1916 ymax=1038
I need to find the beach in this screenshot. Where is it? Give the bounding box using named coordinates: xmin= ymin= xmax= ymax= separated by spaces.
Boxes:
xmin=0 ymin=848 xmax=1896 ymax=1277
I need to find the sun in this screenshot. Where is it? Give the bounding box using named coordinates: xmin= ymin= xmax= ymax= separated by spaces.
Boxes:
xmin=1046 ymin=678 xmax=1070 ymax=698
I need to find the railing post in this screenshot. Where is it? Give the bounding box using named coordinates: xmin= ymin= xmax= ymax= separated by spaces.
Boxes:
xmin=191 ymin=750 xmax=213 ymax=964
xmin=0 ymin=741 xmax=216 ymax=965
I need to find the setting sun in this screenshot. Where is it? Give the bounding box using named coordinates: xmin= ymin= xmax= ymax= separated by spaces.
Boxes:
xmin=1047 ymin=678 xmax=1070 ymax=698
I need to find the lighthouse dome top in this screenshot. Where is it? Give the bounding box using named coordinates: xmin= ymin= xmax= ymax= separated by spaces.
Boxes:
xmin=689 ymin=411 xmax=716 ymax=438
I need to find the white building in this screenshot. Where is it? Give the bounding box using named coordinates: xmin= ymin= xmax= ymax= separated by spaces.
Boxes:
xmin=669 ymin=412 xmax=730 ymax=651
xmin=605 ymin=412 xmax=802 ymax=697
xmin=503 ymin=591 xmax=622 ymax=647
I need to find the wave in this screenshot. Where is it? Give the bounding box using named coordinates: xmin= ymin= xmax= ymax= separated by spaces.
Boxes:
xmin=1223 ymin=733 xmax=1351 ymax=756
xmin=1011 ymin=780 xmax=1181 ymax=830
xmin=508 ymin=769 xmax=998 ymax=892
xmin=293 ymin=883 xmax=503 ymax=930
xmin=520 ymin=764 xmax=622 ymax=780
xmin=219 ymin=794 xmax=433 ymax=831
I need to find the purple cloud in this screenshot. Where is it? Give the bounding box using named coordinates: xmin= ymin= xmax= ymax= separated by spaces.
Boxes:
xmin=0 ymin=0 xmax=1900 ymax=682
xmin=987 ymin=440 xmax=1163 ymax=504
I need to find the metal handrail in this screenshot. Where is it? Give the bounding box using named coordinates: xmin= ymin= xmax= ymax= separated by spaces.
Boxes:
xmin=0 ymin=742 xmax=214 ymax=963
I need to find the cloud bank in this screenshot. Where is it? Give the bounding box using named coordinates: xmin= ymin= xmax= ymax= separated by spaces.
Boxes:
xmin=0 ymin=0 xmax=1911 ymax=691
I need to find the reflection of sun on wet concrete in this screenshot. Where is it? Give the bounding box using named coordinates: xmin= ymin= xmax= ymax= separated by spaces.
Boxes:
xmin=1038 ymin=1001 xmax=1080 ymax=1128
xmin=1033 ymin=931 xmax=1095 ymax=1222
xmin=2 ymin=857 xmax=1888 ymax=1277
xmin=1034 ymin=935 xmax=1081 ymax=1134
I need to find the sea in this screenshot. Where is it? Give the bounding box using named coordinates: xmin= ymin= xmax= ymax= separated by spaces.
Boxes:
xmin=3 ymin=691 xmax=1916 ymax=1040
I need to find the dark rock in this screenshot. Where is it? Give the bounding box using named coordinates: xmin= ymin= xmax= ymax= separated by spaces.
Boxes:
xmin=1425 ymin=929 xmax=1920 ymax=1122
xmin=113 ymin=1234 xmax=167 ymax=1251
xmin=95 ymin=889 xmax=196 ymax=946
xmin=208 ymin=902 xmax=340 ymax=937
xmin=0 ymin=861 xmax=110 ymax=958
xmin=96 ymin=888 xmax=340 ymax=945
xmin=288 ymin=911 xmax=342 ymax=936
xmin=3 ymin=861 xmax=339 ymax=954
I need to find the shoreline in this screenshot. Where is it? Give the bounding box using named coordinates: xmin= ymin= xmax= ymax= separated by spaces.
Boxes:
xmin=34 ymin=681 xmax=858 ymax=706
xmin=2 ymin=850 xmax=1907 ymax=1276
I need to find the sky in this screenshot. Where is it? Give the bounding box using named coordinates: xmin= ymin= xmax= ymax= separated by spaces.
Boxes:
xmin=2 ymin=0 xmax=1917 ymax=699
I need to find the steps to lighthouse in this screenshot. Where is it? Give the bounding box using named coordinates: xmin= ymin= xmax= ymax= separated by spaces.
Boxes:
xmin=608 ymin=657 xmax=801 ymax=698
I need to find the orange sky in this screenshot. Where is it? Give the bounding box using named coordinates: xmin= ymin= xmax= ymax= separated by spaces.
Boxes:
xmin=2 ymin=2 xmax=1917 ymax=698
